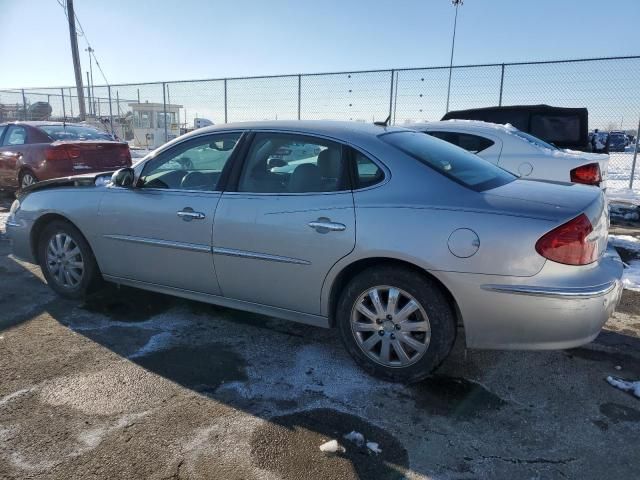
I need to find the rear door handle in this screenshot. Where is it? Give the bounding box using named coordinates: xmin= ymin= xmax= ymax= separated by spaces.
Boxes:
xmin=177 ymin=208 xmax=206 ymax=221
xmin=308 ymin=219 xmax=346 ymax=233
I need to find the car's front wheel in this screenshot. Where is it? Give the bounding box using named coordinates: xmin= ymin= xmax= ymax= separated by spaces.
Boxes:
xmin=37 ymin=220 xmax=101 ymax=299
xmin=336 ymin=266 xmax=456 ymax=383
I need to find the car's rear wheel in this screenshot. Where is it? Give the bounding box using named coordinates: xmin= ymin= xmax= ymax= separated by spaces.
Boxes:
xmin=19 ymin=170 xmax=37 ymax=189
xmin=37 ymin=220 xmax=101 ymax=299
xmin=336 ymin=266 xmax=456 ymax=383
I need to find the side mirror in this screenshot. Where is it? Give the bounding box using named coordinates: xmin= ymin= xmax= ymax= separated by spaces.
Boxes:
xmin=111 ymin=167 xmax=136 ymax=188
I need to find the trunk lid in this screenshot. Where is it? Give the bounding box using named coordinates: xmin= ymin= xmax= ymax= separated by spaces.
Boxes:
xmin=483 ymin=178 xmax=608 ymax=259
xmin=53 ymin=140 xmax=132 ymax=171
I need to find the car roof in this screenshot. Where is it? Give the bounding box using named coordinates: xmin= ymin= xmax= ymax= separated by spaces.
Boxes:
xmin=180 ymin=120 xmax=410 ymax=142
xmin=0 ymin=121 xmax=87 ymax=128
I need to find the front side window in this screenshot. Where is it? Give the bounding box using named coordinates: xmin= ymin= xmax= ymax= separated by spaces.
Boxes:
xmin=381 ymin=131 xmax=515 ymax=191
xmin=427 ymin=131 xmax=494 ymax=154
xmin=238 ymin=133 xmax=346 ymax=193
xmin=0 ymin=126 xmax=6 ymax=143
xmin=139 ymin=133 xmax=241 ymax=191
xmin=3 ymin=126 xmax=27 ymax=146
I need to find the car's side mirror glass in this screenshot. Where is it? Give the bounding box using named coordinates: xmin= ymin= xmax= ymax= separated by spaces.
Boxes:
xmin=111 ymin=167 xmax=136 ymax=188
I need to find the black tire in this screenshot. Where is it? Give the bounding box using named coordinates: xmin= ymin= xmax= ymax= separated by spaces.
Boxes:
xmin=18 ymin=170 xmax=38 ymax=190
xmin=37 ymin=220 xmax=102 ymax=299
xmin=336 ymin=266 xmax=456 ymax=383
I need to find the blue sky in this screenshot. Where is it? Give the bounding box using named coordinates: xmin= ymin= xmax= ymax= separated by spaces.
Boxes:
xmin=2 ymin=0 xmax=639 ymax=88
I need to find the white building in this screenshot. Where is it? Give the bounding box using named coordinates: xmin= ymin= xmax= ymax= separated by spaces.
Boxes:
xmin=129 ymin=101 xmax=183 ymax=149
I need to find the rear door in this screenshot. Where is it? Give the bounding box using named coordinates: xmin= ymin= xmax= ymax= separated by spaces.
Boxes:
xmin=0 ymin=125 xmax=28 ymax=187
xmin=95 ymin=131 xmax=244 ymax=294
xmin=212 ymin=131 xmax=355 ymax=315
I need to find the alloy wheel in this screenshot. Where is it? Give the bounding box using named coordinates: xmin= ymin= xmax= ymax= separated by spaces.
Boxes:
xmin=21 ymin=173 xmax=36 ymax=188
xmin=46 ymin=233 xmax=84 ymax=289
xmin=350 ymin=285 xmax=431 ymax=368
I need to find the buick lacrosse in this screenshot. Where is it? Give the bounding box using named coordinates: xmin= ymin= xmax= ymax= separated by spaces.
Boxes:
xmin=6 ymin=121 xmax=623 ymax=382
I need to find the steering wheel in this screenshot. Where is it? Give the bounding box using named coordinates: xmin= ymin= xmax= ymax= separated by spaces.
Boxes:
xmin=177 ymin=156 xmax=194 ymax=170
xmin=180 ymin=171 xmax=209 ymax=190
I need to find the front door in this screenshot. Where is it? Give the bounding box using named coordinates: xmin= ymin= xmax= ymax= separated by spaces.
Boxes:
xmin=0 ymin=125 xmax=27 ymax=187
xmin=212 ymin=132 xmax=355 ymax=315
xmin=94 ymin=131 xmax=243 ymax=294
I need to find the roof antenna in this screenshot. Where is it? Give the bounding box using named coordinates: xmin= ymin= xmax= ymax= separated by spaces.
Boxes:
xmin=374 ymin=114 xmax=391 ymax=127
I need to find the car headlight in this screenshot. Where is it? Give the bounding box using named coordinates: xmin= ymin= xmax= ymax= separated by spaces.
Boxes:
xmin=9 ymin=199 xmax=20 ymax=215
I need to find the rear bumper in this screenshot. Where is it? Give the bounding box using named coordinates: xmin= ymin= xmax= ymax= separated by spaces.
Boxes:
xmin=438 ymin=247 xmax=624 ymax=350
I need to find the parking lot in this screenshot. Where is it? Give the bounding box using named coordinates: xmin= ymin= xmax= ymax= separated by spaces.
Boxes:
xmin=0 ymin=195 xmax=639 ymax=480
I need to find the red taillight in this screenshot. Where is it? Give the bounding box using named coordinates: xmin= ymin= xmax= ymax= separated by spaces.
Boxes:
xmin=570 ymin=163 xmax=601 ymax=186
xmin=45 ymin=145 xmax=70 ymax=161
xmin=45 ymin=144 xmax=80 ymax=161
xmin=118 ymin=145 xmax=132 ymax=165
xmin=535 ymin=213 xmax=597 ymax=265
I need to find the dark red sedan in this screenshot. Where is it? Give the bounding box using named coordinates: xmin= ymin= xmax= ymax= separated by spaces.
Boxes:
xmin=0 ymin=121 xmax=132 ymax=190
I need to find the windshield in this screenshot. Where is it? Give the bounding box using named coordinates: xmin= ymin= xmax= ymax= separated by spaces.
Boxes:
xmin=381 ymin=131 xmax=516 ymax=191
xmin=510 ymin=129 xmax=558 ymax=150
xmin=39 ymin=124 xmax=114 ymax=141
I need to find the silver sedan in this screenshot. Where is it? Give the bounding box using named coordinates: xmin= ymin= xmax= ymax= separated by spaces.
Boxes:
xmin=6 ymin=121 xmax=623 ymax=382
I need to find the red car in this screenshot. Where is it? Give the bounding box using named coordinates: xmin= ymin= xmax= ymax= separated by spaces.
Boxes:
xmin=0 ymin=121 xmax=132 ymax=190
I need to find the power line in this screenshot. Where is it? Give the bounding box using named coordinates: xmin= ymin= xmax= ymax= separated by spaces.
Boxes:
xmin=56 ymin=0 xmax=109 ymax=86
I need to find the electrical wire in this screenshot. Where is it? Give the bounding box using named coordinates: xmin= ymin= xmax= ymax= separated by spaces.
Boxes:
xmin=56 ymin=0 xmax=109 ymax=86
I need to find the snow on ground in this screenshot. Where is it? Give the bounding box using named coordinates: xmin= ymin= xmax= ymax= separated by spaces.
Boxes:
xmin=606 ymin=376 xmax=640 ymax=398
xmin=609 ymin=235 xmax=640 ymax=252
xmin=609 ymin=235 xmax=640 ymax=292
xmin=0 ymin=210 xmax=9 ymax=235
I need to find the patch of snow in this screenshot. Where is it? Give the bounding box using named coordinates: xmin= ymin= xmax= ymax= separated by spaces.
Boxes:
xmin=621 ymin=260 xmax=640 ymax=292
xmin=606 ymin=376 xmax=640 ymax=398
xmin=366 ymin=442 xmax=382 ymax=454
xmin=609 ymin=235 xmax=640 ymax=253
xmin=343 ymin=431 xmax=365 ymax=447
xmin=0 ymin=388 xmax=33 ymax=407
xmin=319 ymin=439 xmax=344 ymax=454
xmin=608 ymin=187 xmax=640 ymax=206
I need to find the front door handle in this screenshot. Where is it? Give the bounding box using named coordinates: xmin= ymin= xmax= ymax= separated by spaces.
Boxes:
xmin=177 ymin=207 xmax=206 ymax=221
xmin=308 ymin=218 xmax=346 ymax=233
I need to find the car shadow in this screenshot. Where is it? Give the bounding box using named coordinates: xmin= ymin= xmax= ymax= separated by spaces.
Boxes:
xmin=3 ymin=247 xmax=640 ymax=479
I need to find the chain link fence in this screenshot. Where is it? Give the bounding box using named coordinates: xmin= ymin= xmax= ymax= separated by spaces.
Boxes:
xmin=1 ymin=55 xmax=639 ymax=188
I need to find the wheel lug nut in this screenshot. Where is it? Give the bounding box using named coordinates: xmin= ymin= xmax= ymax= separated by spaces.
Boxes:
xmin=395 ymin=324 xmax=401 ymax=330
xmin=378 ymin=330 xmax=385 ymax=336
xmin=390 ymin=333 xmax=396 ymax=340
xmin=386 ymin=314 xmax=392 ymax=320
xmin=376 ymin=319 xmax=382 ymax=324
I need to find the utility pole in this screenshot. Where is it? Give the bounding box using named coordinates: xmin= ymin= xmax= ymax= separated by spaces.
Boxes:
xmin=66 ymin=0 xmax=86 ymax=120
xmin=85 ymin=47 xmax=95 ymax=116
xmin=445 ymin=0 xmax=463 ymax=113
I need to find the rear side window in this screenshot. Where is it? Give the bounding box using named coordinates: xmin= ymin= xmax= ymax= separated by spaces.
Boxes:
xmin=3 ymin=126 xmax=27 ymax=146
xmin=39 ymin=124 xmax=113 ymax=141
xmin=381 ymin=131 xmax=515 ymax=192
xmin=427 ymin=131 xmax=494 ymax=154
xmin=352 ymin=150 xmax=384 ymax=189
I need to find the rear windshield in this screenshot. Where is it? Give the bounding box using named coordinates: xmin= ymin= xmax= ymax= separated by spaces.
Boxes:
xmin=511 ymin=129 xmax=558 ymax=150
xmin=39 ymin=125 xmax=114 ymax=141
xmin=380 ymin=131 xmax=515 ymax=191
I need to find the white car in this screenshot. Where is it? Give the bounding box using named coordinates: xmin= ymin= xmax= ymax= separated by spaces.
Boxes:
xmin=409 ymin=120 xmax=609 ymax=190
